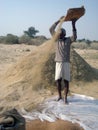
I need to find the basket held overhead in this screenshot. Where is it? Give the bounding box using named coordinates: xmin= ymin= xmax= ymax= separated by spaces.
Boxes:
xmin=65 ymin=6 xmax=85 ymax=21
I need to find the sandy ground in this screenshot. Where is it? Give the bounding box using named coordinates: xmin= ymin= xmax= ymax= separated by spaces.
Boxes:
xmin=0 ymin=44 xmax=98 ymax=130
xmin=75 ymin=49 xmax=98 ymax=69
xmin=0 ymin=44 xmax=98 ymax=75
xmin=26 ymin=119 xmax=84 ymax=130
xmin=71 ymin=49 xmax=98 ymax=98
xmin=0 ymin=44 xmax=98 ymax=74
xmin=0 ymin=43 xmax=37 ymax=76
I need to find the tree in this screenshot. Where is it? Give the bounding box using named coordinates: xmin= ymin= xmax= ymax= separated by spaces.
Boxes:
xmin=24 ymin=27 xmax=39 ymax=38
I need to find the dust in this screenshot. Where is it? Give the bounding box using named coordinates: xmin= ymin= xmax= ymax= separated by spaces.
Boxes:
xmin=0 ymin=18 xmax=65 ymax=112
xmin=1 ymin=17 xmax=65 ymax=86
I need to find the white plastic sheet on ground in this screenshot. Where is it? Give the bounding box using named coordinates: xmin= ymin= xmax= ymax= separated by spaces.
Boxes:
xmin=22 ymin=94 xmax=98 ymax=130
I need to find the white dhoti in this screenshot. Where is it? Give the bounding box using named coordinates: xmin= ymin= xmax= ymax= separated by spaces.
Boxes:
xmin=55 ymin=62 xmax=70 ymax=81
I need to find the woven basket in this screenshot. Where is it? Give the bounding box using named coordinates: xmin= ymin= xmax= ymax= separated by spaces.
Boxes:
xmin=65 ymin=6 xmax=85 ymax=21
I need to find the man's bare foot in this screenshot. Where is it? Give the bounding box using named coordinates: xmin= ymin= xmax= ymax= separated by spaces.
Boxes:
xmin=57 ymin=97 xmax=62 ymax=101
xmin=65 ymin=101 xmax=69 ymax=104
xmin=64 ymin=98 xmax=69 ymax=104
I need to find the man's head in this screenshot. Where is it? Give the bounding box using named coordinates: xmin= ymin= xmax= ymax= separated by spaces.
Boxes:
xmin=59 ymin=28 xmax=66 ymax=39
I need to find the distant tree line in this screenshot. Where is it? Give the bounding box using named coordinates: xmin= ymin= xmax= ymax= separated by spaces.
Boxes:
xmin=72 ymin=38 xmax=98 ymax=50
xmin=0 ymin=26 xmax=47 ymax=45
xmin=77 ymin=38 xmax=98 ymax=45
xmin=0 ymin=26 xmax=98 ymax=46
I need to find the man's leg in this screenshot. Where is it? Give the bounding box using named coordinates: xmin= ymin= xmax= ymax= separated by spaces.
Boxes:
xmin=56 ymin=78 xmax=62 ymax=101
xmin=64 ymin=79 xmax=69 ymax=104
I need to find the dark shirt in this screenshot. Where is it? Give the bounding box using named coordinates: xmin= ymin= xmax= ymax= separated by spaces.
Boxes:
xmin=55 ymin=37 xmax=71 ymax=62
xmin=50 ymin=22 xmax=77 ymax=62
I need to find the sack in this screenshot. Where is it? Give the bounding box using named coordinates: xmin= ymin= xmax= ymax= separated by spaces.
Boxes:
xmin=0 ymin=108 xmax=25 ymax=130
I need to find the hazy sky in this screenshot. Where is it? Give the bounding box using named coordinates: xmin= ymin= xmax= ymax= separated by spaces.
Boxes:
xmin=0 ymin=0 xmax=98 ymax=40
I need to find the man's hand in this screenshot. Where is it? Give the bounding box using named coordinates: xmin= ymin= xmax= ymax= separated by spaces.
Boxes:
xmin=71 ymin=18 xmax=77 ymax=42
xmin=72 ymin=18 xmax=78 ymax=24
xmin=59 ymin=16 xmax=65 ymax=22
xmin=54 ymin=16 xmax=65 ymax=25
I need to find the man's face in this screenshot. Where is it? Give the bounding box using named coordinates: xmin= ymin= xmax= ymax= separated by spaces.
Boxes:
xmin=59 ymin=28 xmax=66 ymax=38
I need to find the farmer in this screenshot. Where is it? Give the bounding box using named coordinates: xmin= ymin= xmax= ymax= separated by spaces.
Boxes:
xmin=49 ymin=16 xmax=77 ymax=104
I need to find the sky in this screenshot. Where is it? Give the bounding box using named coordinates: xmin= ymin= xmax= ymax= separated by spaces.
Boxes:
xmin=0 ymin=0 xmax=98 ymax=40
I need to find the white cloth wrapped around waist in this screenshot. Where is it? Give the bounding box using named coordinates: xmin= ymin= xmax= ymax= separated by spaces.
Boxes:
xmin=55 ymin=62 xmax=70 ymax=81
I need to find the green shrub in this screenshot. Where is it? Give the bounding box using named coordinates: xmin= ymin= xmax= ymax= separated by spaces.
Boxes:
xmin=0 ymin=36 xmax=5 ymax=43
xmin=19 ymin=35 xmax=31 ymax=44
xmin=72 ymin=42 xmax=89 ymax=49
xmin=5 ymin=34 xmax=19 ymax=44
xmin=90 ymin=42 xmax=98 ymax=50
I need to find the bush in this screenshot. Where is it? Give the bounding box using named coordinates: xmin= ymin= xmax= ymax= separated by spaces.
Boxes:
xmin=19 ymin=35 xmax=47 ymax=45
xmin=30 ymin=35 xmax=47 ymax=46
xmin=5 ymin=34 xmax=19 ymax=44
xmin=90 ymin=42 xmax=98 ymax=50
xmin=72 ymin=42 xmax=89 ymax=49
xmin=0 ymin=36 xmax=5 ymax=43
xmin=19 ymin=35 xmax=31 ymax=44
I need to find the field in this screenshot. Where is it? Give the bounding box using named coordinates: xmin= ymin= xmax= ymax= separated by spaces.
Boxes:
xmin=0 ymin=43 xmax=98 ymax=130
xmin=70 ymin=48 xmax=98 ymax=98
xmin=0 ymin=43 xmax=98 ymax=99
xmin=0 ymin=43 xmax=37 ymax=76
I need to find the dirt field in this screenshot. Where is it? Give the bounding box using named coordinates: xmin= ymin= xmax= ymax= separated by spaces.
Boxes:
xmin=26 ymin=119 xmax=84 ymax=130
xmin=0 ymin=43 xmax=98 ymax=130
xmin=70 ymin=48 xmax=98 ymax=98
xmin=75 ymin=49 xmax=98 ymax=69
xmin=0 ymin=43 xmax=98 ymax=99
xmin=0 ymin=44 xmax=98 ymax=75
xmin=0 ymin=43 xmax=37 ymax=76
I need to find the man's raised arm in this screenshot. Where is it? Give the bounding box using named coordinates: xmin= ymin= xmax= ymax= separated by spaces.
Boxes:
xmin=71 ymin=19 xmax=77 ymax=42
xmin=49 ymin=20 xmax=60 ymax=36
xmin=49 ymin=16 xmax=65 ymax=36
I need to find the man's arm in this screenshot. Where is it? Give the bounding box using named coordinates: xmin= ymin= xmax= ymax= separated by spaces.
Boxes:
xmin=70 ymin=19 xmax=77 ymax=42
xmin=49 ymin=20 xmax=60 ymax=36
xmin=49 ymin=16 xmax=64 ymax=36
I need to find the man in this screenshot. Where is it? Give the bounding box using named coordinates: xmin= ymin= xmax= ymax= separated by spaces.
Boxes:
xmin=49 ymin=16 xmax=77 ymax=104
